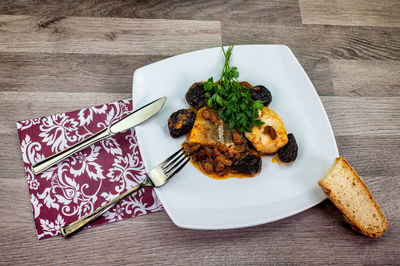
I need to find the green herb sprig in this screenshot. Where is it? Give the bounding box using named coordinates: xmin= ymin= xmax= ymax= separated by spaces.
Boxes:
xmin=203 ymin=45 xmax=264 ymax=133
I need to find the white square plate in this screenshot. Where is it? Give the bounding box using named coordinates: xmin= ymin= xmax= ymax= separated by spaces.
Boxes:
xmin=133 ymin=45 xmax=338 ymax=229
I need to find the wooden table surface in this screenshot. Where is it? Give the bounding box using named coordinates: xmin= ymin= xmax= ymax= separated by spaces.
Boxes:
xmin=1 ymin=1 xmax=399 ymax=264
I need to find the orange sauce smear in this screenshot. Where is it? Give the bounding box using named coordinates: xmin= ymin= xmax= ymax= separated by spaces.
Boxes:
xmin=271 ymin=153 xmax=283 ymax=165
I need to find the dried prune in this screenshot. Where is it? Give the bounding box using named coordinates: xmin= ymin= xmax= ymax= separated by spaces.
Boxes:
xmin=232 ymin=154 xmax=262 ymax=174
xmin=249 ymin=85 xmax=272 ymax=106
xmin=168 ymin=109 xmax=195 ymax=138
xmin=263 ymin=125 xmax=277 ymax=140
xmin=278 ymin=133 xmax=298 ymax=163
xmin=185 ymin=82 xmax=205 ymax=110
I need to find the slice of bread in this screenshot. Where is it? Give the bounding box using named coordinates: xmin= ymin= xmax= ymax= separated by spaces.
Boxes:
xmin=318 ymin=157 xmax=388 ymax=237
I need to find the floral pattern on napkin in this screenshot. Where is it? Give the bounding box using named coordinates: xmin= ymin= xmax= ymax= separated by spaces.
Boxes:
xmin=17 ymin=99 xmax=163 ymax=239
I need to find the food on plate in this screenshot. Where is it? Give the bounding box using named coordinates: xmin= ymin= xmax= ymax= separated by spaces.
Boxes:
xmin=249 ymin=85 xmax=272 ymax=106
xmin=278 ymin=133 xmax=298 ymax=163
xmin=231 ymin=154 xmax=262 ymax=174
xmin=183 ymin=107 xmax=262 ymax=177
xmin=168 ymin=109 xmax=195 ymax=138
xmin=188 ymin=107 xmax=235 ymax=145
xmin=185 ymin=82 xmax=206 ymax=110
xmin=168 ymin=45 xmax=298 ymax=179
xmin=245 ymin=107 xmax=288 ymax=155
xmin=318 ymin=157 xmax=388 ymax=237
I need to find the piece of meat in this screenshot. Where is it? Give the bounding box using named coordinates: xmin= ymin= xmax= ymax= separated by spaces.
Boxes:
xmin=245 ymin=107 xmax=288 ymax=154
xmin=188 ymin=107 xmax=239 ymax=146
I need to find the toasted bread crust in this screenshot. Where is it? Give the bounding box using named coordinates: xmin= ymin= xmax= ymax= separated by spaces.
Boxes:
xmin=318 ymin=157 xmax=388 ymax=237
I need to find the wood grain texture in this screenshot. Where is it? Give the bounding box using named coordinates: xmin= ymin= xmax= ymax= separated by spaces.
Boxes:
xmin=299 ymin=0 xmax=400 ymax=28
xmin=0 ymin=1 xmax=400 ymax=264
xmin=330 ymin=60 xmax=400 ymax=96
xmin=0 ymin=0 xmax=302 ymax=24
xmin=296 ymin=57 xmax=335 ymax=96
xmin=0 ymin=133 xmax=23 ymax=180
xmin=12 ymin=91 xmax=130 ymax=121
xmin=321 ymin=96 xmax=400 ymax=136
xmin=222 ymin=21 xmax=400 ymax=99
xmin=336 ymin=136 xmax=400 ymax=178
xmin=222 ymin=22 xmax=400 ymax=60
xmin=0 ymin=178 xmax=398 ymax=265
xmin=0 ymin=53 xmax=166 ymax=92
xmin=0 ymin=15 xmax=221 ymax=55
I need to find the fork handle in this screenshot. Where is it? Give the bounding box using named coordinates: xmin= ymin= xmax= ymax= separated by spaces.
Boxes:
xmin=31 ymin=127 xmax=113 ymax=175
xmin=60 ymin=183 xmax=143 ymax=238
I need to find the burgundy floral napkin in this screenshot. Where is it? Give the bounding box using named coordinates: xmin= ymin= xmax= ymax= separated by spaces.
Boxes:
xmin=17 ymin=99 xmax=163 ymax=239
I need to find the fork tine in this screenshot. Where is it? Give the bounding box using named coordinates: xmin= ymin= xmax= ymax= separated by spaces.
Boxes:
xmin=162 ymin=148 xmax=183 ymax=167
xmin=164 ymin=150 xmax=189 ymax=175
xmin=147 ymin=148 xmax=191 ymax=187
xmin=166 ymin=155 xmax=191 ymax=179
xmin=163 ymin=148 xmax=185 ymax=170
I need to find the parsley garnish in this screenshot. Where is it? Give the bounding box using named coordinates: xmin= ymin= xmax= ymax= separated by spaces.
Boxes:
xmin=203 ymin=45 xmax=264 ymax=132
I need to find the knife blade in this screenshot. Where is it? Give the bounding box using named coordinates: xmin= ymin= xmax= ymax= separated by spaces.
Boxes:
xmin=109 ymin=96 xmax=166 ymax=134
xmin=31 ymin=96 xmax=167 ymax=175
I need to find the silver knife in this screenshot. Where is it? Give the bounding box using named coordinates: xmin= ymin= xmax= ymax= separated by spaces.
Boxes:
xmin=31 ymin=97 xmax=167 ymax=175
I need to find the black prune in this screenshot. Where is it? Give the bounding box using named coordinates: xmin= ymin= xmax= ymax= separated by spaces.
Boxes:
xmin=278 ymin=133 xmax=298 ymax=163
xmin=185 ymin=82 xmax=206 ymax=110
xmin=232 ymin=154 xmax=262 ymax=174
xmin=249 ymin=85 xmax=272 ymax=106
xmin=168 ymin=109 xmax=195 ymax=138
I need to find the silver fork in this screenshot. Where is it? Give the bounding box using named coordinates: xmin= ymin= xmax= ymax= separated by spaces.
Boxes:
xmin=60 ymin=148 xmax=190 ymax=238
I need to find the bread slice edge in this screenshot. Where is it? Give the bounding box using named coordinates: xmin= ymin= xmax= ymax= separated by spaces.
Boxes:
xmin=318 ymin=157 xmax=388 ymax=237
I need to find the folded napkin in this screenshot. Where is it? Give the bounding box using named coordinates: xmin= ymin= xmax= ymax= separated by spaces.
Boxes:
xmin=17 ymin=99 xmax=163 ymax=239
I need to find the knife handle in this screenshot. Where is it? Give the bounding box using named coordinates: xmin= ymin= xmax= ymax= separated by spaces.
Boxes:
xmin=31 ymin=127 xmax=113 ymax=175
xmin=60 ymin=183 xmax=143 ymax=238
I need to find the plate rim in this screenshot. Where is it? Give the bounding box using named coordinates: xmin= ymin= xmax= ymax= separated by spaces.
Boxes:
xmin=132 ymin=44 xmax=338 ymax=230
